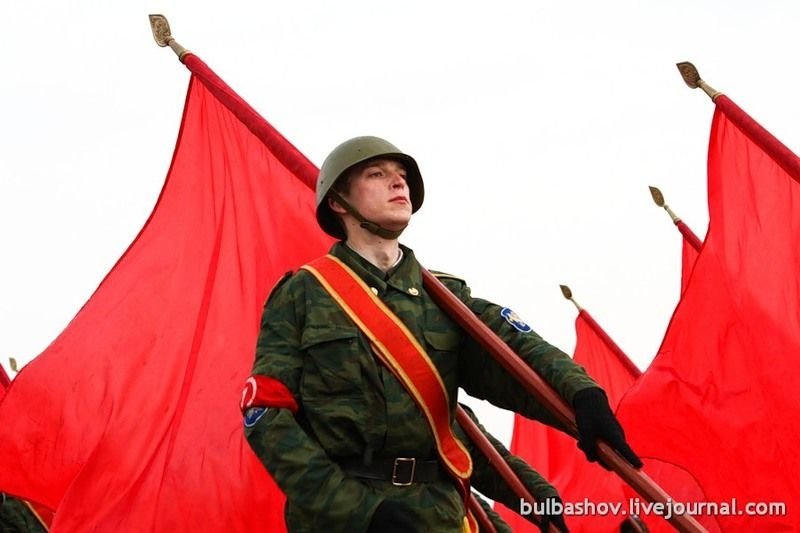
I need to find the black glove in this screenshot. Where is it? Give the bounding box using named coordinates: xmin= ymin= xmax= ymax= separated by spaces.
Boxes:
xmin=573 ymin=387 xmax=642 ymax=469
xmin=536 ymin=497 xmax=569 ymax=533
xmin=367 ymin=500 xmax=418 ymax=533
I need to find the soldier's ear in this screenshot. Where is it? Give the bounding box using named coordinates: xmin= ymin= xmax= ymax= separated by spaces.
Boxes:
xmin=328 ymin=196 xmax=347 ymax=215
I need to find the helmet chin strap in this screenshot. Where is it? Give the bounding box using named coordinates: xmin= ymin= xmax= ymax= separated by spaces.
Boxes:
xmin=329 ymin=190 xmax=406 ymax=240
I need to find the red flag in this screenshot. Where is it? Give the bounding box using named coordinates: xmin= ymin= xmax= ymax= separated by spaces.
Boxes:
xmin=0 ymin=54 xmax=331 ymax=531
xmin=617 ymin=96 xmax=800 ymax=529
xmin=496 ymin=310 xmax=639 ymax=532
xmin=1 ymin=369 xmax=56 ymax=528
xmin=0 ymin=365 xmax=9 ymax=391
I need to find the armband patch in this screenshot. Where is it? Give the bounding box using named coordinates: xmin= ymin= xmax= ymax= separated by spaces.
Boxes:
xmin=500 ymin=307 xmax=532 ymax=333
xmin=241 ymin=375 xmax=299 ymax=414
xmin=244 ymin=407 xmax=267 ymax=428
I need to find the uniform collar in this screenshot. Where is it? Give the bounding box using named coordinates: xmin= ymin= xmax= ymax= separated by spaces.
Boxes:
xmin=330 ymin=242 xmax=423 ymax=297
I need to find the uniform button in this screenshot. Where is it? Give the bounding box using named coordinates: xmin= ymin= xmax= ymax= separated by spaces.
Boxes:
xmin=370 ymin=287 xmax=378 ymax=295
xmin=408 ymin=287 xmax=419 ymax=296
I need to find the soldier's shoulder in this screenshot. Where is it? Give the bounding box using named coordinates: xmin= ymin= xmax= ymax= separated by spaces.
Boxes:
xmin=264 ymin=270 xmax=300 ymax=306
xmin=429 ymin=269 xmax=466 ymax=283
xmin=429 ymin=269 xmax=468 ymax=289
xmin=263 ymin=266 xmax=325 ymax=307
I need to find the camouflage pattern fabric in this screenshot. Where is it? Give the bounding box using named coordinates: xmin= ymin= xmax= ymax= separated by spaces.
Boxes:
xmin=246 ymin=242 xmax=595 ymax=532
xmin=0 ymin=495 xmax=45 ymax=533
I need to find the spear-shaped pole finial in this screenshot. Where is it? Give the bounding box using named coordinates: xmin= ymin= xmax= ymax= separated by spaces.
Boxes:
xmin=676 ymin=62 xmax=722 ymax=101
xmin=559 ymin=284 xmax=583 ymax=312
xmin=649 ymin=185 xmax=681 ymax=224
xmin=149 ymin=14 xmax=191 ymax=61
xmin=9 ymin=357 xmax=18 ymax=373
xmin=649 ymin=186 xmax=704 ymax=251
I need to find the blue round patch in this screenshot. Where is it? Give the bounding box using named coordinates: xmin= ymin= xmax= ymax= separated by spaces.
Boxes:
xmin=244 ymin=407 xmax=267 ymax=428
xmin=500 ymin=307 xmax=532 ymax=333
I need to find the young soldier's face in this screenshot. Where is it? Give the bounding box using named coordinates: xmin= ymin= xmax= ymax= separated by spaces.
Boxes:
xmin=340 ymin=158 xmax=413 ymax=231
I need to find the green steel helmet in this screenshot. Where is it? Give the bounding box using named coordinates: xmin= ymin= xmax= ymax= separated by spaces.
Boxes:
xmin=316 ymin=136 xmax=425 ymax=239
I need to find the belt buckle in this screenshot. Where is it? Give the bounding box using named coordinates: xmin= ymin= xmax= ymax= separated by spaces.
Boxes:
xmin=391 ymin=457 xmax=416 ymax=486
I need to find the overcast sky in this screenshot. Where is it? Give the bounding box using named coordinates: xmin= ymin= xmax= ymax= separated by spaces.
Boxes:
xmin=3 ymin=1 xmax=799 ymax=445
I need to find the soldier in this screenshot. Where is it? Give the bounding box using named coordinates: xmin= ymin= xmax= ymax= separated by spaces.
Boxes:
xmin=243 ymin=136 xmax=641 ymax=532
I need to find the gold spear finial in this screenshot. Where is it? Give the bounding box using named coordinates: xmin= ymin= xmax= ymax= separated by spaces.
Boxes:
xmin=559 ymin=284 xmax=583 ymax=312
xmin=149 ymin=14 xmax=191 ymax=61
xmin=9 ymin=357 xmax=18 ymax=373
xmin=676 ymin=62 xmax=722 ymax=101
xmin=649 ymin=185 xmax=681 ymax=224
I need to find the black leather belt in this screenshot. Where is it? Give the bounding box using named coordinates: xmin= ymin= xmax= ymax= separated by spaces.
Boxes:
xmin=340 ymin=457 xmax=446 ymax=486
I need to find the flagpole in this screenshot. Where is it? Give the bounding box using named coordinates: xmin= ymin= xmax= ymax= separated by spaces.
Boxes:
xmin=455 ymin=406 xmax=559 ymax=533
xmin=0 ymin=360 xmax=11 ymax=389
xmin=422 ymin=270 xmax=706 ymax=533
xmin=649 ymin=186 xmax=703 ymax=252
xmin=22 ymin=501 xmax=50 ymax=532
xmin=559 ymin=285 xmax=641 ymax=378
xmin=679 ymin=61 xmax=800 ymax=186
xmin=468 ymin=494 xmax=498 ymax=533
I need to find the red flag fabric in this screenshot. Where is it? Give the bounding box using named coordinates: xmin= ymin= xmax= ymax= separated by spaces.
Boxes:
xmin=0 ymin=54 xmax=331 ymax=531
xmin=617 ymin=98 xmax=800 ymax=529
xmin=497 ymin=310 xmax=639 ymax=532
xmin=1 ymin=369 xmax=56 ymax=528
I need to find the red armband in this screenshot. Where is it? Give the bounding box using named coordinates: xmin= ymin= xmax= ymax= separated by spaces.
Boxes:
xmin=240 ymin=375 xmax=298 ymax=414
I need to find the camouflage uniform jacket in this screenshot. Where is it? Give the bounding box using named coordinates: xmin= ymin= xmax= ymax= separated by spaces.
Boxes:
xmin=246 ymin=243 xmax=596 ymax=532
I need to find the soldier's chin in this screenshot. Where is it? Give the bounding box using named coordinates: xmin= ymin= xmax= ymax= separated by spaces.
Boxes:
xmin=383 ymin=218 xmax=411 ymax=235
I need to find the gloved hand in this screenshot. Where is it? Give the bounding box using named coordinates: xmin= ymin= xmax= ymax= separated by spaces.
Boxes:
xmin=536 ymin=497 xmax=569 ymax=533
xmin=367 ymin=500 xmax=418 ymax=533
xmin=573 ymin=387 xmax=642 ymax=469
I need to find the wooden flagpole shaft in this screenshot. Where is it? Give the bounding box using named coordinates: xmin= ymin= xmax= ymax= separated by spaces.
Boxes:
xmin=676 ymin=221 xmax=703 ymax=252
xmin=468 ymin=494 xmax=498 ymax=533
xmin=422 ymin=269 xmax=707 ymax=533
xmin=456 ymin=406 xmax=561 ymax=533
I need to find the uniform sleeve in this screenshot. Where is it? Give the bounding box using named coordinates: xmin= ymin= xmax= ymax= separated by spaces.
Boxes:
xmin=244 ymin=273 xmax=382 ymax=532
xmin=0 ymin=495 xmax=47 ymax=533
xmin=441 ymin=276 xmax=598 ymax=428
xmin=455 ymin=405 xmax=559 ymax=513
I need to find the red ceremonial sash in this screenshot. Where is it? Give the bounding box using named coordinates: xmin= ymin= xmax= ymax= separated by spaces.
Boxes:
xmin=302 ymin=255 xmax=477 ymax=527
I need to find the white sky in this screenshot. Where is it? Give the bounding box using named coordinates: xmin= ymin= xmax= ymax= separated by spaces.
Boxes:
xmin=2 ymin=1 xmax=800 ymax=446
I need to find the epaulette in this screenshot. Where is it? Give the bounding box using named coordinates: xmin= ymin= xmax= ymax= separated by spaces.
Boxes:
xmin=263 ymin=271 xmax=294 ymax=307
xmin=429 ymin=270 xmax=466 ymax=284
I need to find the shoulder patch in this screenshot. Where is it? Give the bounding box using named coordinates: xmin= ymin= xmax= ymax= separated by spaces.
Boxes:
xmin=500 ymin=307 xmax=533 ymax=333
xmin=264 ymin=271 xmax=294 ymax=307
